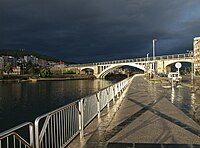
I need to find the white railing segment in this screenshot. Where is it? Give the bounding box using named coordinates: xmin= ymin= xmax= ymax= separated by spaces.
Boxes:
xmin=34 ymin=101 xmax=79 ymax=148
xmin=34 ymin=77 xmax=132 ymax=148
xmin=0 ymin=122 xmax=34 ymax=148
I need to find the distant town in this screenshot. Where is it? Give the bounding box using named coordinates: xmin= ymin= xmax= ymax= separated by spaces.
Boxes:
xmin=0 ymin=49 xmax=72 ymax=80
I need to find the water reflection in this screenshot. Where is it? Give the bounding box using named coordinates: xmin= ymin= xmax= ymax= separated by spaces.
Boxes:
xmin=168 ymin=85 xmax=195 ymax=118
xmin=0 ymin=79 xmax=112 ymax=132
xmin=171 ymin=87 xmax=175 ymax=104
xmin=191 ymin=93 xmax=196 ymax=113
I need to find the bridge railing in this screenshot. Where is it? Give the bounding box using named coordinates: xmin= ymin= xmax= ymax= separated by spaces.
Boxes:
xmin=0 ymin=122 xmax=34 ymax=148
xmin=69 ymin=53 xmax=192 ymax=67
xmin=34 ymin=76 xmax=132 ymax=148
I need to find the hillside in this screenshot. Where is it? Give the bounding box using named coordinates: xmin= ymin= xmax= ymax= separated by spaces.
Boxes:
xmin=0 ymin=49 xmax=74 ymax=64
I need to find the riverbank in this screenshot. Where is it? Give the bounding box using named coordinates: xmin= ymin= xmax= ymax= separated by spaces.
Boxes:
xmin=0 ymin=74 xmax=96 ymax=82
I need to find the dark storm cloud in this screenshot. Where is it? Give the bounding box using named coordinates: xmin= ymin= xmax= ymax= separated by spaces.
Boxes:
xmin=0 ymin=0 xmax=200 ymax=62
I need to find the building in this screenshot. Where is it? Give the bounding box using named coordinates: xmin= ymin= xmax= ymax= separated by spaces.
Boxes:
xmin=50 ymin=61 xmax=66 ymax=74
xmin=11 ymin=66 xmax=21 ymax=75
xmin=17 ymin=57 xmax=25 ymax=64
xmin=3 ymin=66 xmax=21 ymax=75
xmin=0 ymin=57 xmax=4 ymax=69
xmin=24 ymin=55 xmax=38 ymax=64
xmin=3 ymin=56 xmax=17 ymax=67
xmin=38 ymin=59 xmax=48 ymax=67
xmin=194 ymin=37 xmax=200 ymax=74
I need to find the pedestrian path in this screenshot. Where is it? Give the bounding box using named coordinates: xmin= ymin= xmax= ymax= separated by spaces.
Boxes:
xmin=69 ymin=76 xmax=200 ymax=147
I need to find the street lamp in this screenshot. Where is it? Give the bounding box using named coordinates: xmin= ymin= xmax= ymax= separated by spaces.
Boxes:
xmin=152 ymin=39 xmax=157 ymax=75
xmin=147 ymin=53 xmax=149 ymax=61
xmin=146 ymin=53 xmax=150 ymax=79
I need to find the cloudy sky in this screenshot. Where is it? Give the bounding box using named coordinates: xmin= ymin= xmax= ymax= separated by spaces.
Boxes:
xmin=0 ymin=0 xmax=200 ymax=63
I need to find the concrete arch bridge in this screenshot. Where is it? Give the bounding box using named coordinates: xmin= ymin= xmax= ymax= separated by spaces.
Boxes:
xmin=69 ymin=53 xmax=193 ymax=78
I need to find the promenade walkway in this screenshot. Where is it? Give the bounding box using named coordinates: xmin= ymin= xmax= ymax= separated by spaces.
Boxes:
xmin=69 ymin=76 xmax=200 ymax=147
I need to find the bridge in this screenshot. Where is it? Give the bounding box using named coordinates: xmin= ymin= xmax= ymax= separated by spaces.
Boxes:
xmin=69 ymin=53 xmax=193 ymax=78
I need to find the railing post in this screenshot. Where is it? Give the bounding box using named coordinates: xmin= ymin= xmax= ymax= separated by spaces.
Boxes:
xmin=29 ymin=124 xmax=34 ymax=148
xmin=35 ymin=120 xmax=40 ymax=148
xmin=106 ymin=88 xmax=110 ymax=109
xmin=78 ymin=99 xmax=84 ymax=138
xmin=117 ymin=85 xmax=120 ymax=98
xmin=112 ymin=86 xmax=116 ymax=103
xmin=96 ymin=93 xmax=100 ymax=119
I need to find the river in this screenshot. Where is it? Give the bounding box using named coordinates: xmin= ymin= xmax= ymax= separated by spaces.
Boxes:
xmin=0 ymin=79 xmax=113 ymax=132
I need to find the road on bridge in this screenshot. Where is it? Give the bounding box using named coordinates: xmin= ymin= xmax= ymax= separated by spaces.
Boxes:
xmin=69 ymin=76 xmax=200 ymax=147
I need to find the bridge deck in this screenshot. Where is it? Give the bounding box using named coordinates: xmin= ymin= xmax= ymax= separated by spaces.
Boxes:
xmin=68 ymin=76 xmax=200 ymax=147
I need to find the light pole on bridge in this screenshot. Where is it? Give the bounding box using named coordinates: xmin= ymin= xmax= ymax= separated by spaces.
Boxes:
xmin=152 ymin=39 xmax=157 ymax=76
xmin=147 ymin=53 xmax=149 ymax=61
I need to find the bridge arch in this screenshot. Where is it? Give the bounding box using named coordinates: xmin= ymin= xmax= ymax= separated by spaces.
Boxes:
xmin=80 ymin=67 xmax=95 ymax=71
xmin=80 ymin=67 xmax=94 ymax=75
xmin=164 ymin=59 xmax=193 ymax=74
xmin=164 ymin=59 xmax=193 ymax=68
xmin=97 ymin=63 xmax=145 ymax=78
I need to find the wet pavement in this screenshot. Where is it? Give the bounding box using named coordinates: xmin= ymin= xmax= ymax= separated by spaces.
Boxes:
xmin=68 ymin=76 xmax=200 ymax=148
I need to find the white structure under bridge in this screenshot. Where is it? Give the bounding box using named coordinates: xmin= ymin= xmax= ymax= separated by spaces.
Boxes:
xmin=69 ymin=53 xmax=193 ymax=78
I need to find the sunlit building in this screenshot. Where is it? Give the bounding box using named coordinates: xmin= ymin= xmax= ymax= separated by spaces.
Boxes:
xmin=24 ymin=55 xmax=38 ymax=64
xmin=193 ymin=37 xmax=200 ymax=74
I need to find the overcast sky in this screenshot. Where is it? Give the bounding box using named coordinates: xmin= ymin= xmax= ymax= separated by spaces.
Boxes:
xmin=0 ymin=0 xmax=200 ymax=63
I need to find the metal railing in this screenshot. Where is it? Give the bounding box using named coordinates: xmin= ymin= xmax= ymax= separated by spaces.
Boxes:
xmin=34 ymin=101 xmax=79 ymax=148
xmin=69 ymin=53 xmax=192 ymax=67
xmin=34 ymin=76 xmax=132 ymax=148
xmin=0 ymin=122 xmax=34 ymax=148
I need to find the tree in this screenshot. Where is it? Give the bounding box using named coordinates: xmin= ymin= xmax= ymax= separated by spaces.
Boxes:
xmin=3 ymin=63 xmax=13 ymax=75
xmin=40 ymin=68 xmax=52 ymax=78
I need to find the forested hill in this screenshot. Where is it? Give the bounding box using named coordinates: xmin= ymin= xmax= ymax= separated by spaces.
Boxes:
xmin=0 ymin=49 xmax=74 ymax=64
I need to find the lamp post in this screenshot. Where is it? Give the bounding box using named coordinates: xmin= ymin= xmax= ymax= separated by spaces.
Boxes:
xmin=146 ymin=53 xmax=149 ymax=78
xmin=147 ymin=53 xmax=149 ymax=61
xmin=152 ymin=39 xmax=157 ymax=76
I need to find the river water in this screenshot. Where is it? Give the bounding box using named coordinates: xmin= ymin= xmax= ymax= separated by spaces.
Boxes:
xmin=0 ymin=79 xmax=113 ymax=132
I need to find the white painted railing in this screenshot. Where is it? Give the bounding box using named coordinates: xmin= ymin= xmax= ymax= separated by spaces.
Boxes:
xmin=34 ymin=101 xmax=79 ymax=148
xmin=34 ymin=77 xmax=131 ymax=148
xmin=0 ymin=122 xmax=34 ymax=148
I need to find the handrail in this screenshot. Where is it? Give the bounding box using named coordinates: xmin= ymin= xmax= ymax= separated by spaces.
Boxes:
xmin=34 ymin=101 xmax=79 ymax=148
xmin=34 ymin=76 xmax=132 ymax=148
xmin=0 ymin=122 xmax=34 ymax=148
